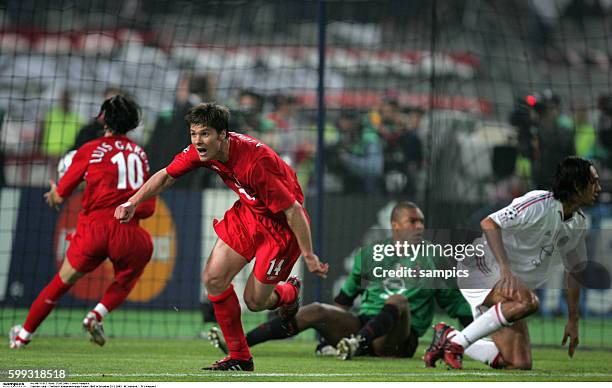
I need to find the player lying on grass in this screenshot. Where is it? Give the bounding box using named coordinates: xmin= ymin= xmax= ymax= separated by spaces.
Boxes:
xmin=10 ymin=95 xmax=156 ymax=349
xmin=114 ymin=103 xmax=328 ymax=372
xmin=208 ymin=201 xmax=472 ymax=360
xmin=425 ymin=156 xmax=601 ymax=370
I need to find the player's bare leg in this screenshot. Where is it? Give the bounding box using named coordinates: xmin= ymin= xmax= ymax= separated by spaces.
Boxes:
xmin=490 ymin=321 xmax=532 ymax=369
xmin=484 ymin=287 xmax=540 ymax=322
xmin=337 ymin=294 xmax=409 ymax=360
xmin=10 ymin=259 xmax=84 ymax=349
xmin=218 ymin=302 xmax=358 ymax=353
xmin=203 ymin=238 xmax=249 ymax=295
xmin=372 ymin=294 xmax=412 ymax=356
xmin=58 ymin=259 xmax=85 ymax=284
xmin=243 ymin=273 xmax=280 ymax=312
xmin=202 ymin=238 xmax=252 ymax=371
xmin=209 ymin=302 xmax=361 ymax=355
xmin=296 ymin=303 xmax=362 ymax=345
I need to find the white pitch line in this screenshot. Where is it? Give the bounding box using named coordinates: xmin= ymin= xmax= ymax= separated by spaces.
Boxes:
xmin=67 ymin=372 xmax=612 ymax=378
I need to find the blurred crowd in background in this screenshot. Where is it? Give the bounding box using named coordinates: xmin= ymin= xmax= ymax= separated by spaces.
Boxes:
xmin=7 ymin=77 xmax=429 ymax=197
xmin=5 ymin=77 xmax=612 ymax=201
xmin=0 ymin=0 xmax=611 ymax=212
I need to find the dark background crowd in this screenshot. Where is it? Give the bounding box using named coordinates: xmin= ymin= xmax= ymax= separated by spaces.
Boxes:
xmin=0 ymin=0 xmax=610 ymax=218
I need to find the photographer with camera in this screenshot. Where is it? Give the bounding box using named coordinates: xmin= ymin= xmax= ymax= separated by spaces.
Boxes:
xmin=228 ymin=89 xmax=265 ymax=135
xmin=509 ymin=95 xmax=540 ymax=185
xmin=533 ymin=90 xmax=575 ymax=189
xmin=327 ymin=110 xmax=385 ymax=194
xmin=510 ymin=90 xmax=575 ymax=189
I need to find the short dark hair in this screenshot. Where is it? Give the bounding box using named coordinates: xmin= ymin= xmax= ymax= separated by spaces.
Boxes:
xmin=551 ymin=156 xmax=594 ymax=202
xmin=185 ymin=103 xmax=229 ymax=133
xmin=98 ymin=95 xmax=141 ymax=135
xmin=391 ymin=201 xmax=419 ymax=222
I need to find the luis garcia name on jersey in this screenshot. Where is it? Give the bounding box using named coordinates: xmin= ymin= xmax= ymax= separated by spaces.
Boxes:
xmin=89 ymin=140 xmax=148 ymax=165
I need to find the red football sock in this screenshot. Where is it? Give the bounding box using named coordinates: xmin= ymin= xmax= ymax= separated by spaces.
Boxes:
xmin=271 ymin=282 xmax=298 ymax=309
xmin=208 ymin=284 xmax=252 ymax=360
xmin=100 ymin=281 xmax=132 ymax=312
xmin=90 ymin=310 xmax=103 ymax=322
xmin=23 ymin=274 xmax=72 ymax=333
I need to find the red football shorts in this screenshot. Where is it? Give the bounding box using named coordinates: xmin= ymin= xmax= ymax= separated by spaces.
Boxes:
xmin=66 ymin=216 xmax=153 ymax=287
xmin=213 ymin=201 xmax=304 ymax=284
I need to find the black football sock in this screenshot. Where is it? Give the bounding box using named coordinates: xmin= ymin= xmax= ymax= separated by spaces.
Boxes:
xmin=355 ymin=303 xmax=400 ymax=353
xmin=246 ymin=316 xmax=299 ymax=347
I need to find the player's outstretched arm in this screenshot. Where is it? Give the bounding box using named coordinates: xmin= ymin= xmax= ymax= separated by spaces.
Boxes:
xmin=43 ymin=180 xmax=64 ymax=209
xmin=284 ymin=200 xmax=329 ymax=278
xmin=114 ymin=168 xmax=175 ymax=223
xmin=562 ymin=270 xmax=581 ymax=357
xmin=481 ymin=217 xmax=521 ymax=299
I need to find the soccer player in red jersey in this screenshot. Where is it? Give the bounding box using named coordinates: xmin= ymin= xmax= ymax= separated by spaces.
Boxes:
xmin=114 ymin=102 xmax=328 ymax=371
xmin=9 ymin=95 xmax=156 ymax=349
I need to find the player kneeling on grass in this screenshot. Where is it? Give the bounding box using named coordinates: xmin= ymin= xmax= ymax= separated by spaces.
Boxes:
xmin=424 ymin=156 xmax=601 ymax=370
xmin=114 ymin=103 xmax=328 ymax=372
xmin=208 ymin=202 xmax=473 ymax=360
xmin=10 ymin=95 xmax=156 ymax=349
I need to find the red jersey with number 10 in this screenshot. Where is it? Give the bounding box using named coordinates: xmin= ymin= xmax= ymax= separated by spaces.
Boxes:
xmin=56 ymin=135 xmax=156 ymax=220
xmin=165 ymin=132 xmax=304 ymax=217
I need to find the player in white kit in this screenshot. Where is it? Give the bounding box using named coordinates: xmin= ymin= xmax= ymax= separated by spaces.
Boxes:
xmin=423 ymin=156 xmax=601 ymax=370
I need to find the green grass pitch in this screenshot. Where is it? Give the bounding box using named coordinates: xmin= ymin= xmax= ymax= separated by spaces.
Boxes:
xmin=1 ymin=309 xmax=611 ymax=381
xmin=1 ymin=338 xmax=612 ymax=382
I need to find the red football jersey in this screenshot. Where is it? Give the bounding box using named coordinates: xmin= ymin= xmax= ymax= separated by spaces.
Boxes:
xmin=166 ymin=132 xmax=304 ymax=216
xmin=56 ymin=135 xmax=156 ymax=220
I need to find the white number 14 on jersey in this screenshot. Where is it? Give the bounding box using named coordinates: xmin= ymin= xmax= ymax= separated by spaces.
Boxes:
xmin=266 ymin=259 xmax=285 ymax=276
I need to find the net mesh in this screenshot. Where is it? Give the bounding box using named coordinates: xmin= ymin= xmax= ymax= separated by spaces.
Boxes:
xmin=0 ymin=0 xmax=611 ymax=348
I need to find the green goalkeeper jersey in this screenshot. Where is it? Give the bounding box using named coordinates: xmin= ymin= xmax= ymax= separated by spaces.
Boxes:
xmin=339 ymin=238 xmax=471 ymax=337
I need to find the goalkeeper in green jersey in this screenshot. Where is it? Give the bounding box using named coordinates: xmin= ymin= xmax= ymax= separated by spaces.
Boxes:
xmin=208 ymin=201 xmax=472 ymax=360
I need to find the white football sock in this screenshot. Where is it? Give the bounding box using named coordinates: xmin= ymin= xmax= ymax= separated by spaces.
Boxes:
xmin=450 ymin=303 xmax=511 ymax=347
xmin=18 ymin=327 xmax=32 ymax=341
xmin=463 ymin=337 xmax=500 ymax=365
xmin=93 ymin=303 xmax=109 ymax=319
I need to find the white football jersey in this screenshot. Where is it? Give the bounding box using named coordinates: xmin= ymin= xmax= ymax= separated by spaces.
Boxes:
xmin=463 ymin=190 xmax=587 ymax=289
